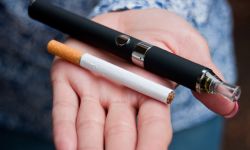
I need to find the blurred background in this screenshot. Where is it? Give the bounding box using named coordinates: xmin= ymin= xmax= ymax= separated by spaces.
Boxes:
xmin=223 ymin=0 xmax=250 ymax=149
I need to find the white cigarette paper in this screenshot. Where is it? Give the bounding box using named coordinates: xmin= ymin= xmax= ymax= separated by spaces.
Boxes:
xmin=80 ymin=54 xmax=174 ymax=103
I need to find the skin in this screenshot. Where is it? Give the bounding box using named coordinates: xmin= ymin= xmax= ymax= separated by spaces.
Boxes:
xmin=51 ymin=9 xmax=239 ymax=150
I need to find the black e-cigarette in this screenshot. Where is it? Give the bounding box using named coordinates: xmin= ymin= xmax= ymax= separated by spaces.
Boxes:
xmin=28 ymin=0 xmax=241 ymax=101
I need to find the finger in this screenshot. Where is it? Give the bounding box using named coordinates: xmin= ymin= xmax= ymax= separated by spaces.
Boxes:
xmin=76 ymin=96 xmax=106 ymax=150
xmin=137 ymin=100 xmax=172 ymax=150
xmin=105 ymin=102 xmax=137 ymax=150
xmin=60 ymin=56 xmax=106 ymax=150
xmin=192 ymin=63 xmax=239 ymax=118
xmin=51 ymin=70 xmax=79 ymax=150
xmin=193 ymin=92 xmax=239 ymax=118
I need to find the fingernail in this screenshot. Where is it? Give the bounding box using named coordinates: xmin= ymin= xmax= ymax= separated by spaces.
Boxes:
xmin=224 ymin=102 xmax=239 ymax=118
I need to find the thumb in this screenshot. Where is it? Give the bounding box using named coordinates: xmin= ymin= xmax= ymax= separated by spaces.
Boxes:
xmin=192 ymin=63 xmax=239 ymax=118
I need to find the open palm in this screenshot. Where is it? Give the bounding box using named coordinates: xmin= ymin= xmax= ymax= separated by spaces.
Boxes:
xmin=51 ymin=9 xmax=238 ymax=150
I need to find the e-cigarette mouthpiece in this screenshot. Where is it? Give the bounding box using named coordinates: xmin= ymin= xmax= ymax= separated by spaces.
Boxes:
xmin=213 ymin=81 xmax=241 ymax=102
xmin=196 ymin=70 xmax=241 ymax=101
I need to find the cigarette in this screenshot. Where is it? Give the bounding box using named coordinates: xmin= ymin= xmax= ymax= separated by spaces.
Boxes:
xmin=47 ymin=40 xmax=175 ymax=104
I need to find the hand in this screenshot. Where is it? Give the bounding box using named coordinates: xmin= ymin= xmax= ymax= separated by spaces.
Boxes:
xmin=51 ymin=9 xmax=238 ymax=150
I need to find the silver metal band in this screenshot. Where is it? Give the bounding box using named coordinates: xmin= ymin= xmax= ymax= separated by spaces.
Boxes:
xmin=131 ymin=42 xmax=152 ymax=68
xmin=195 ymin=69 xmax=220 ymax=93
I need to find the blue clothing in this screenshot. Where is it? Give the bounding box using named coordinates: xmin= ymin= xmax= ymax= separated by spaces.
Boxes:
xmin=169 ymin=116 xmax=224 ymax=150
xmin=0 ymin=0 xmax=236 ymax=139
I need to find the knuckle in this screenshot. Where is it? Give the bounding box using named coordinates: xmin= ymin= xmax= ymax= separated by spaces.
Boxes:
xmin=53 ymin=100 xmax=78 ymax=112
xmin=138 ymin=114 xmax=166 ymax=128
xmin=105 ymin=123 xmax=135 ymax=138
xmin=80 ymin=95 xmax=102 ymax=106
xmin=76 ymin=118 xmax=104 ymax=131
xmin=53 ymin=119 xmax=75 ymax=132
xmin=81 ymin=95 xmax=99 ymax=103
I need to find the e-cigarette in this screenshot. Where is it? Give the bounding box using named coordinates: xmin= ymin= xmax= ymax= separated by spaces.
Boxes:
xmin=28 ymin=0 xmax=241 ymax=101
